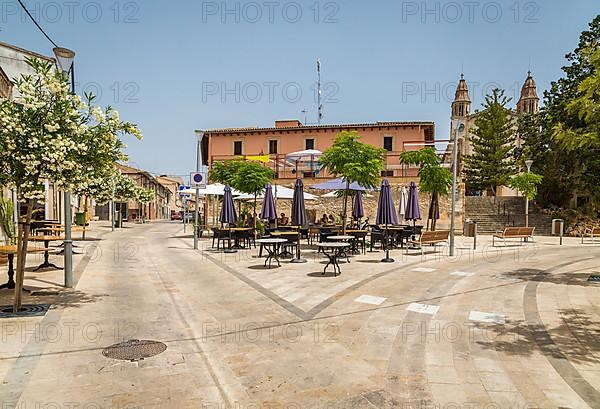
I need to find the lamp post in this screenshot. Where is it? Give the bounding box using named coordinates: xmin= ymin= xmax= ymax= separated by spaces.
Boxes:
xmin=194 ymin=132 xmax=204 ymax=250
xmin=449 ymin=120 xmax=465 ymax=257
xmin=53 ymin=47 xmax=76 ymax=288
xmin=525 ymin=159 xmax=533 ymax=228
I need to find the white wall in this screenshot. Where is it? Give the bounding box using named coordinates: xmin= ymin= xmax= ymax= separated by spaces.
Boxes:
xmin=0 ymin=42 xmax=54 ymax=100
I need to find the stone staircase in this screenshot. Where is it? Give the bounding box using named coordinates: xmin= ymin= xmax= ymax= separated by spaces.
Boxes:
xmin=464 ymin=196 xmax=553 ymax=235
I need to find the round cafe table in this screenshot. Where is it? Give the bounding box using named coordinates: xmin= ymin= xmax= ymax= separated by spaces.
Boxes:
xmin=316 ymin=242 xmax=350 ymax=276
xmin=0 ymin=245 xmax=44 ymax=292
xmin=255 ymin=238 xmax=287 ymax=268
xmin=28 ymin=235 xmax=64 ymax=271
xmin=0 ymin=245 xmax=18 ymax=290
xmin=327 ymin=235 xmax=355 ymax=262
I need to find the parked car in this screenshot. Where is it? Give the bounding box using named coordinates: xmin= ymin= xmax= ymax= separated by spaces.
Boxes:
xmin=171 ymin=210 xmax=183 ymax=220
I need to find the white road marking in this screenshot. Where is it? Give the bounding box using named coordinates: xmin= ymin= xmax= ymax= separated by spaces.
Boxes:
xmin=469 ymin=311 xmax=506 ymax=324
xmin=354 ymin=295 xmax=387 ymax=305
xmin=451 ymin=271 xmax=475 ymax=277
xmin=412 ymin=267 xmax=436 ymax=273
xmin=406 ymin=302 xmax=439 ymax=315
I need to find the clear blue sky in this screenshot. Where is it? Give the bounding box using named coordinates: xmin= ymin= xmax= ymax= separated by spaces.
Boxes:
xmin=2 ymin=0 xmax=599 ymax=177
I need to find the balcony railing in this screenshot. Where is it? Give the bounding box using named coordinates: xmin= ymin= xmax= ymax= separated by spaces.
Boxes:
xmin=209 ymin=152 xmax=425 ymax=181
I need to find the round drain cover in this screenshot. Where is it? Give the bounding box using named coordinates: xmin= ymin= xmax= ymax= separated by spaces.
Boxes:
xmin=102 ymin=339 xmax=167 ymax=362
xmin=0 ymin=304 xmax=49 ymax=317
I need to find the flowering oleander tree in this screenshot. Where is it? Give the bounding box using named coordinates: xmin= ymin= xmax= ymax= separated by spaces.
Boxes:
xmin=0 ymin=58 xmax=142 ymax=311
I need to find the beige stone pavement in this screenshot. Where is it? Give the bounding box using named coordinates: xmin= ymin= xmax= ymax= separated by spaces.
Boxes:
xmin=0 ymin=221 xmax=599 ymax=408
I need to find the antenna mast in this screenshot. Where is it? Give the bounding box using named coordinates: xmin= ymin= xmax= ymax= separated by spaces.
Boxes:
xmin=317 ymin=58 xmax=323 ymax=125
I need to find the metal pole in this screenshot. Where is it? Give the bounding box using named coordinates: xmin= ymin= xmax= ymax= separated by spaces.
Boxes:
xmin=111 ymin=201 xmax=115 ymax=231
xmin=559 ymin=220 xmax=564 ymax=246
xmin=64 ymin=190 xmax=73 ymax=287
xmin=183 ymin=198 xmax=187 ymax=234
xmin=449 ymin=122 xmax=463 ymax=257
xmin=525 ymin=160 xmax=533 ymax=227
xmin=194 ymin=133 xmax=204 ymax=250
xmin=64 ymin=64 xmax=76 ymax=288
xmin=12 ymin=188 xmax=18 ymax=234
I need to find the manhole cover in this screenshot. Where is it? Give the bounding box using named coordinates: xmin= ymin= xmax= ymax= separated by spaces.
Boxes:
xmin=0 ymin=304 xmax=50 ymax=318
xmin=102 ymin=339 xmax=167 ymax=362
xmin=588 ymin=275 xmax=600 ymax=283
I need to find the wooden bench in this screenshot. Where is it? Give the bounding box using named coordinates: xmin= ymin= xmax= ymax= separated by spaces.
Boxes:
xmin=492 ymin=227 xmax=535 ymax=246
xmin=581 ymin=227 xmax=600 ymax=243
xmin=406 ymin=230 xmax=450 ymax=255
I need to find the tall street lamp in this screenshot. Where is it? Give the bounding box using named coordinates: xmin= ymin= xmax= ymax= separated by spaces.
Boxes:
xmin=525 ymin=159 xmax=533 ymax=228
xmin=194 ymin=132 xmax=205 ymax=250
xmin=53 ymin=46 xmax=76 ymax=288
xmin=449 ymin=120 xmax=465 ymax=257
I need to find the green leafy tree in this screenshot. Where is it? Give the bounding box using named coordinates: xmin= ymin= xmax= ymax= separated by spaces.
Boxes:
xmin=508 ymin=173 xmax=543 ymax=200
xmin=517 ymin=113 xmax=577 ymax=207
xmin=400 ymin=147 xmax=452 ymax=230
xmin=463 ymin=88 xmax=517 ymax=195
xmin=0 ymin=59 xmax=141 ymax=311
xmin=232 ymin=161 xmax=274 ymax=227
xmin=319 ymin=131 xmax=385 ymax=233
xmin=210 ymin=160 xmax=242 ymax=186
xmin=554 ymin=46 xmax=600 ymax=150
xmin=543 ymin=15 xmax=600 ymax=206
xmin=210 ymin=159 xmax=274 ymax=228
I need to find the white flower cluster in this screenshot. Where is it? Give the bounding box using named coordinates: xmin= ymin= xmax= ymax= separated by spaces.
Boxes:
xmin=0 ymin=58 xmax=144 ymax=203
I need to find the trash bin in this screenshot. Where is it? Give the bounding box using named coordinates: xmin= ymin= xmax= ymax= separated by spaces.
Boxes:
xmin=552 ymin=219 xmax=564 ymax=236
xmin=75 ymin=211 xmax=85 ymax=226
xmin=464 ymin=220 xmax=476 ymax=237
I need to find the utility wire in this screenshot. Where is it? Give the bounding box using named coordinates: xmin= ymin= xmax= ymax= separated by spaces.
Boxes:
xmin=16 ymin=0 xmax=59 ymax=48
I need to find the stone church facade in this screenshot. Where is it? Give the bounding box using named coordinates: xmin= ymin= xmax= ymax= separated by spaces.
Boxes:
xmin=449 ymin=72 xmax=540 ymax=195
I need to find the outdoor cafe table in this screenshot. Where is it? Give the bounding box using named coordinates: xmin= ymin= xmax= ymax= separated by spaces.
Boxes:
xmin=316 ymin=242 xmax=350 ymax=276
xmin=37 ymin=227 xmax=85 ymax=254
xmin=255 ymin=238 xmax=287 ymax=268
xmin=344 ymin=230 xmax=369 ymax=254
xmin=270 ymin=231 xmax=300 ymax=257
xmin=0 ymin=245 xmax=45 ymax=291
xmin=228 ymin=227 xmax=252 ymax=250
xmin=28 ymin=235 xmax=64 ymax=271
xmin=327 ymin=235 xmax=355 ymax=261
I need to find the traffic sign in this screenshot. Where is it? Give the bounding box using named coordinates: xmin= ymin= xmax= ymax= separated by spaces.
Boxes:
xmin=191 ymin=172 xmax=207 ymax=189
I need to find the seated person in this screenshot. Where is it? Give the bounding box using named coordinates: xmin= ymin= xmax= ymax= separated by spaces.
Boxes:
xmin=278 ymin=212 xmax=289 ymax=226
xmin=328 ymin=214 xmax=335 ymax=225
xmin=319 ymin=214 xmax=328 ymax=225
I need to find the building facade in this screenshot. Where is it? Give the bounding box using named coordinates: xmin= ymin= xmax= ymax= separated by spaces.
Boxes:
xmin=449 ymin=72 xmax=540 ymax=195
xmin=198 ymin=120 xmax=435 ymax=182
xmin=117 ymin=164 xmax=172 ymax=221
xmin=156 ymin=175 xmax=184 ymax=218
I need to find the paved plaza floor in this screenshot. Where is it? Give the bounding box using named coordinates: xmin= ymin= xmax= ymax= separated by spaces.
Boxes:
xmin=1 ymin=221 xmax=599 ymax=408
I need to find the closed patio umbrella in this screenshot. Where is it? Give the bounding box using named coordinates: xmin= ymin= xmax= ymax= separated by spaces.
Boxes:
xmin=220 ymin=185 xmax=237 ymax=253
xmin=291 ymin=178 xmax=307 ymax=263
xmin=405 ymin=181 xmax=421 ymax=226
xmin=259 ymin=184 xmax=277 ymax=222
xmin=376 ymin=179 xmax=398 ymax=262
xmin=427 ymin=191 xmax=440 ymax=231
xmin=399 ymin=186 xmax=408 ymax=220
xmin=352 ymin=192 xmax=364 ymax=225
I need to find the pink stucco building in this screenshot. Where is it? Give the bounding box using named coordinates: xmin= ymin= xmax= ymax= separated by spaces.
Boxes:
xmin=197 ymin=120 xmax=435 ymax=181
